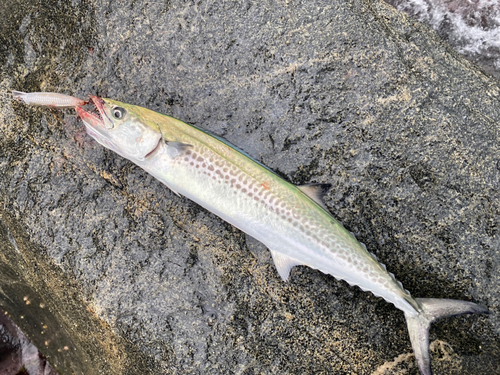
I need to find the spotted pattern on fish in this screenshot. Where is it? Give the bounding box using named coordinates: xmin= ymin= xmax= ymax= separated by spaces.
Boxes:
xmin=168 ymin=143 xmax=395 ymax=293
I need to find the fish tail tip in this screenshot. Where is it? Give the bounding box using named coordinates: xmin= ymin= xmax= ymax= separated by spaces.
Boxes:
xmin=405 ymin=298 xmax=488 ymax=375
xmin=416 ymin=297 xmax=489 ymax=319
xmin=12 ymin=90 xmax=25 ymax=98
xmin=467 ymin=303 xmax=489 ymax=315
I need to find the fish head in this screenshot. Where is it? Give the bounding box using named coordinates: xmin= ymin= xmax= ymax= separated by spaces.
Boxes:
xmin=76 ymin=96 xmax=162 ymax=162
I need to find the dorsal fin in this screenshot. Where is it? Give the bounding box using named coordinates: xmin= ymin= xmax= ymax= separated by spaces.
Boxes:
xmin=297 ymin=183 xmax=331 ymax=209
xmin=269 ymin=250 xmax=303 ymax=282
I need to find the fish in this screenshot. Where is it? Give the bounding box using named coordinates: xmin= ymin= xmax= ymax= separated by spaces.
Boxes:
xmin=12 ymin=91 xmax=87 ymax=108
xmin=29 ymin=94 xmax=487 ymax=375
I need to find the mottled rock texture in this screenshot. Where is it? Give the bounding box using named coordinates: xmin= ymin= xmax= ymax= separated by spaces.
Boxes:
xmin=0 ymin=0 xmax=498 ymax=374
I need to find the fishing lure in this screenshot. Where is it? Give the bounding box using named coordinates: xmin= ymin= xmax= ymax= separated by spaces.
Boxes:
xmin=12 ymin=91 xmax=87 ymax=108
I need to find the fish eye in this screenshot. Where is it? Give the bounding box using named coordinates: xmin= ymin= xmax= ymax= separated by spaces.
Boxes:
xmin=112 ymin=107 xmax=126 ymax=119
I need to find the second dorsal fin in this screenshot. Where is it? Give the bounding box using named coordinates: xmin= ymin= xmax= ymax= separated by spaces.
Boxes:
xmin=297 ymin=183 xmax=331 ymax=209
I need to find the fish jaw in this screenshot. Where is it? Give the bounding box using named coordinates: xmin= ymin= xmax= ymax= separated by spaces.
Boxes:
xmin=75 ymin=96 xmax=120 ymax=153
xmin=76 ymin=95 xmax=106 ymax=128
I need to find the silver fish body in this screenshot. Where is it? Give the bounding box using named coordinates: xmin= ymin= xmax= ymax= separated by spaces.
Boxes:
xmin=138 ymin=129 xmax=419 ymax=315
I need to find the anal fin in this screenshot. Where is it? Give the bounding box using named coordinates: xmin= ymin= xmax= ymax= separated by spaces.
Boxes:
xmin=270 ymin=250 xmax=303 ymax=282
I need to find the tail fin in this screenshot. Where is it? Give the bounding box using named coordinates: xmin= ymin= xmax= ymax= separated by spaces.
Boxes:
xmin=405 ymin=298 xmax=489 ymax=375
xmin=12 ymin=91 xmax=25 ymax=99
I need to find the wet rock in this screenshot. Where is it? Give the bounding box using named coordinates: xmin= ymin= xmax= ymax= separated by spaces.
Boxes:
xmin=384 ymin=0 xmax=500 ymax=80
xmin=0 ymin=311 xmax=22 ymax=374
xmin=0 ymin=0 xmax=499 ymax=374
xmin=0 ymin=309 xmax=58 ymax=375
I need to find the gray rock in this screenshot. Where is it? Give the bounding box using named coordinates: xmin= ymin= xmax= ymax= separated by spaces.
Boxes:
xmin=0 ymin=0 xmax=498 ymax=374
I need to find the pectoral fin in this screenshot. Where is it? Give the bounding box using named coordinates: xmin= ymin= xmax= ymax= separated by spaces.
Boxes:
xmin=166 ymin=141 xmax=192 ymax=159
xmin=270 ymin=250 xmax=302 ymax=282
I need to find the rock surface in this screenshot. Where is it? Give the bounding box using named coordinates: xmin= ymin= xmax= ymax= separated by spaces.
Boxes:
xmin=384 ymin=0 xmax=500 ymax=80
xmin=0 ymin=0 xmax=499 ymax=374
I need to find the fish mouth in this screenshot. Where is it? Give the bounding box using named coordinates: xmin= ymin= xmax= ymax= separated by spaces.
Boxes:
xmin=76 ymin=95 xmax=118 ymax=152
xmin=75 ymin=95 xmax=107 ymax=128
